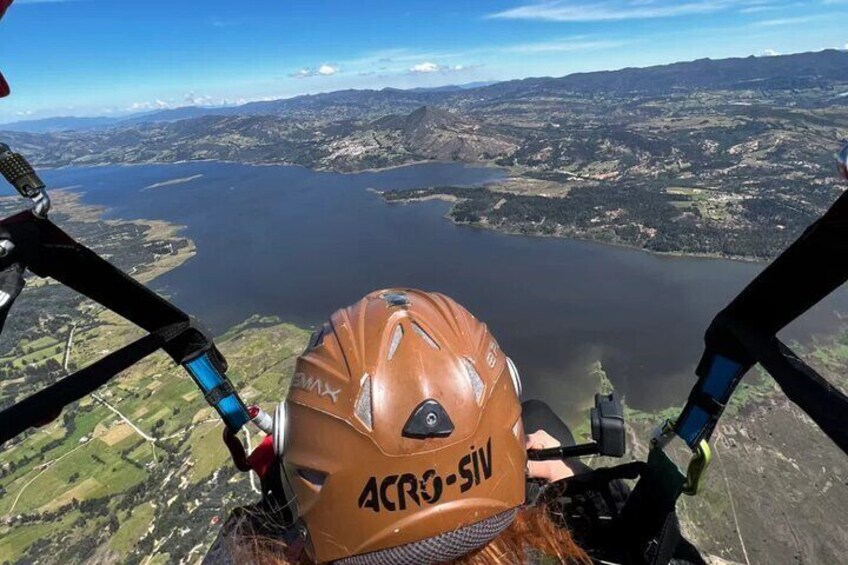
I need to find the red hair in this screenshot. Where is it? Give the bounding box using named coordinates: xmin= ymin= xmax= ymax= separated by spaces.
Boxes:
xmin=219 ymin=505 xmax=591 ymax=565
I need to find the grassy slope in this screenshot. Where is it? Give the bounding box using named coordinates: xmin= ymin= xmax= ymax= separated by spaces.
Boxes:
xmin=608 ymin=333 xmax=848 ymax=565
xmin=0 ymin=318 xmax=309 ymax=564
xmin=0 ymin=193 xmax=310 ymax=564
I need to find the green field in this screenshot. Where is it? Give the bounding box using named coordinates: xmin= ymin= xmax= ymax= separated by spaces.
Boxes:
xmin=0 ymin=318 xmax=309 ymax=564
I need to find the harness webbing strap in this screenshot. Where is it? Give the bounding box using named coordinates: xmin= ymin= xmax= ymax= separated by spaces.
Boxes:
xmin=1 ymin=212 xmax=191 ymax=354
xmin=0 ymin=212 xmax=250 ymax=443
xmin=675 ymin=352 xmax=746 ymax=448
xmin=674 ymin=185 xmax=848 ymax=452
xmin=0 ymin=332 xmax=165 ymax=444
xmin=732 ymin=327 xmax=848 ymax=455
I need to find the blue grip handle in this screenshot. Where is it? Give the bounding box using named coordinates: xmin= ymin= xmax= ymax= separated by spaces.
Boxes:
xmin=183 ymin=352 xmax=249 ymax=430
xmin=676 ymin=353 xmax=745 ymax=448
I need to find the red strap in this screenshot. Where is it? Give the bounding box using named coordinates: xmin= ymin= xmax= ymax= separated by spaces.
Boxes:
xmin=0 ymin=1 xmax=12 ymax=97
xmin=222 ymin=428 xmax=252 ymax=472
xmin=222 ymin=428 xmax=277 ymax=479
xmin=246 ymin=435 xmax=276 ymax=479
xmin=0 ymin=0 xmax=12 ymax=20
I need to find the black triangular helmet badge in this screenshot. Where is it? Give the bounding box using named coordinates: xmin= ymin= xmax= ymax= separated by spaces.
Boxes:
xmin=402 ymin=399 xmax=455 ymax=439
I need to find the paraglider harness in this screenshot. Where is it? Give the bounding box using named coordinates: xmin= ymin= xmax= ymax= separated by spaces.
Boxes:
xmin=526 ymin=144 xmax=848 ymax=563
xmin=0 ymin=144 xmax=252 ymax=443
xmin=1 ymin=142 xmax=848 ymax=563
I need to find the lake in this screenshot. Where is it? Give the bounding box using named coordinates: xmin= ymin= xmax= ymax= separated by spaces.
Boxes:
xmin=41 ymin=161 xmax=848 ymax=420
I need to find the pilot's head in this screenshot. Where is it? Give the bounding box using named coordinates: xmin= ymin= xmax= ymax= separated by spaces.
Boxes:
xmin=272 ymin=289 xmax=526 ymax=564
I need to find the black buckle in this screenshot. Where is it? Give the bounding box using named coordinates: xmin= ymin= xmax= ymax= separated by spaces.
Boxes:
xmin=690 ymin=389 xmax=725 ymax=415
xmin=204 ymin=379 xmax=235 ymax=405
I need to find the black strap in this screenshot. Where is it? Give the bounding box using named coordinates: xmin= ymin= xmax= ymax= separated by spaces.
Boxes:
xmin=0 ymin=212 xmax=237 ymax=445
xmin=729 ymin=324 xmax=848 ymax=454
xmin=0 ymin=212 xmax=212 ymax=364
xmin=723 ymin=187 xmax=848 ymax=335
xmin=203 ymin=379 xmax=236 ymax=405
xmin=0 ymin=332 xmax=165 ymax=444
xmin=537 ymin=462 xmax=646 ymax=502
xmin=0 ymin=261 xmax=24 ymax=333
xmin=619 ymin=449 xmax=687 ymax=565
xmin=674 ymin=185 xmax=848 ymax=452
xmin=537 ymin=458 xmax=689 ymax=565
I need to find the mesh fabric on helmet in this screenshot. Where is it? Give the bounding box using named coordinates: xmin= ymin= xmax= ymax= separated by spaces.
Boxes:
xmin=335 ymin=508 xmax=517 ymax=565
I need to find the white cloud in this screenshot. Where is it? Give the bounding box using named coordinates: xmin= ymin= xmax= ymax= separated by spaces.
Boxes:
xmin=487 ymin=1 xmax=748 ymax=22
xmin=505 ymin=37 xmax=629 ymax=53
xmin=753 ymin=14 xmax=827 ymax=26
xmin=289 ymin=64 xmax=340 ymax=78
xmin=352 ymin=48 xmax=459 ymax=65
xmin=759 ymin=48 xmax=780 ymax=56
xmin=123 ymin=95 xmax=251 ymax=114
xmin=407 ymin=62 xmax=473 ymax=74
xmin=184 ymin=91 xmax=215 ymax=106
xmin=409 ymin=62 xmax=440 ymax=73
xmin=738 ymin=0 xmax=805 ymax=10
xmin=127 ymin=100 xmax=172 ymax=112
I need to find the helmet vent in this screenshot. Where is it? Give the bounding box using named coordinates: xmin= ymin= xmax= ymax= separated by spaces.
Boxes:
xmin=297 ymin=467 xmax=327 ymax=489
xmin=411 ymin=322 xmax=440 ymax=350
xmin=381 ymin=291 xmax=410 ymax=307
xmin=388 ymin=324 xmax=404 ymax=360
xmin=354 ymin=374 xmax=373 ymax=430
xmin=463 ymin=358 xmax=485 ymax=404
xmin=506 ymin=357 xmax=523 ymax=398
xmin=512 ymin=418 xmax=523 ymax=441
xmin=306 ymin=322 xmax=330 ymax=351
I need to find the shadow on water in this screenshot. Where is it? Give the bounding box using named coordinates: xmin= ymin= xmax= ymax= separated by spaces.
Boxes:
xmin=43 ymin=162 xmax=848 ymax=422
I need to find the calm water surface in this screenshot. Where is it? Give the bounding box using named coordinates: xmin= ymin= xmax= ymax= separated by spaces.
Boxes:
xmin=41 ymin=162 xmax=848 ymax=419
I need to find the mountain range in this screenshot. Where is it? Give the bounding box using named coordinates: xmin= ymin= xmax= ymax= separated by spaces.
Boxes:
xmin=3 ymin=49 xmax=846 ymax=134
xmin=3 ymin=49 xmax=848 ymax=260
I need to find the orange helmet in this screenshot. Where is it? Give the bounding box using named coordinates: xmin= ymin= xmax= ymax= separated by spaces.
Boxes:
xmin=272 ymin=289 xmax=526 ymax=564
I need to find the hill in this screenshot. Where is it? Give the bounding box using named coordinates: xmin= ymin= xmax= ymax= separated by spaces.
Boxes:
xmin=3 ymin=50 xmax=847 ymax=256
xmin=0 ymin=116 xmax=122 ymax=134
xmin=3 ymin=48 xmax=848 ymax=565
xmin=6 ymin=49 xmax=846 ymax=134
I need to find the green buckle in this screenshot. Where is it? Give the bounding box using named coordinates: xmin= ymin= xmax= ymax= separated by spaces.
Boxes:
xmin=650 ymin=419 xmax=712 ymax=496
xmin=683 ymin=440 xmax=712 ymax=496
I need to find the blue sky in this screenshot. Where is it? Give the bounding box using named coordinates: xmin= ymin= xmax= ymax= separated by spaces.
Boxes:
xmin=1 ymin=0 xmax=847 ymax=122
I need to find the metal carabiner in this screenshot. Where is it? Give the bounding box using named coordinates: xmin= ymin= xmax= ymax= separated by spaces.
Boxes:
xmin=0 ymin=143 xmax=51 ymax=219
xmin=650 ymin=419 xmax=712 ymax=496
xmin=649 ymin=418 xmax=677 ymax=450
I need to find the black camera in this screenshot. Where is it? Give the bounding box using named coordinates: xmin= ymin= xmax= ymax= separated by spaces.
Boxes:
xmin=590 ymin=392 xmax=625 ymax=457
xmin=527 ymin=390 xmax=627 ymax=461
